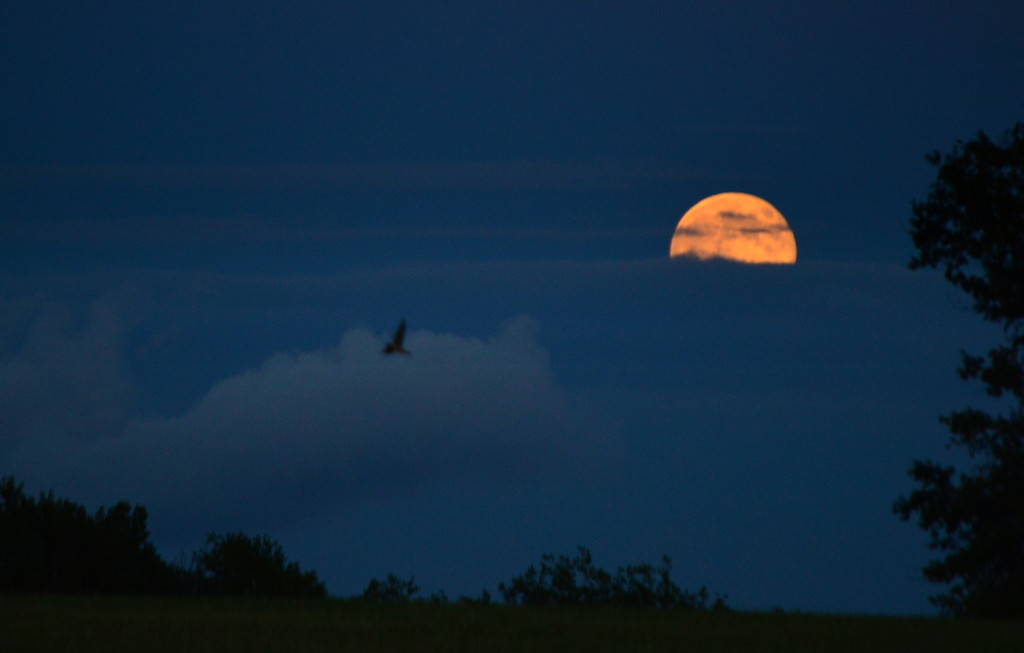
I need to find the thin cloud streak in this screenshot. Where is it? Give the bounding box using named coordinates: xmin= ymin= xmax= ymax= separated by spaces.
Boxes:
xmin=1 ymin=159 xmax=714 ymax=192
xmin=6 ymin=214 xmax=667 ymax=246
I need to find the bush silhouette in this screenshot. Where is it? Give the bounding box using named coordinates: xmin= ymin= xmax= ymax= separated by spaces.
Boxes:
xmin=359 ymin=573 xmax=420 ymax=602
xmin=498 ymin=546 xmax=722 ymax=609
xmin=191 ymin=532 xmax=326 ymax=597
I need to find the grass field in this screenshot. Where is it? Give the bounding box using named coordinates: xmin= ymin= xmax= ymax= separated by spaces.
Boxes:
xmin=2 ymin=595 xmax=1022 ymax=653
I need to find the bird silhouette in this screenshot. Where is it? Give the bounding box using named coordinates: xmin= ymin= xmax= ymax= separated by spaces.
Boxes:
xmin=382 ymin=319 xmax=410 ymax=355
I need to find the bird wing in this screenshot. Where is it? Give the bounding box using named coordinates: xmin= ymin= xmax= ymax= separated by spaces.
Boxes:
xmin=392 ymin=319 xmax=406 ymax=346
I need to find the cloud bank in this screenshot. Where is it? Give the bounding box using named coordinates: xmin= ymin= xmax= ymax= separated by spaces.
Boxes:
xmin=1 ymin=258 xmax=998 ymax=611
xmin=0 ymin=300 xmax=133 ymax=454
xmin=10 ymin=316 xmax=616 ymax=533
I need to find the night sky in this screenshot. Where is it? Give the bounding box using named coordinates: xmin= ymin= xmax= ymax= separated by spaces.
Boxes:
xmin=3 ymin=2 xmax=1023 ymax=613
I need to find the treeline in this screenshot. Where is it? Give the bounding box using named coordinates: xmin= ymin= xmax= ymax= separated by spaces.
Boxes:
xmin=0 ymin=475 xmax=724 ymax=608
xmin=0 ymin=476 xmax=177 ymax=594
xmin=0 ymin=476 xmax=324 ymax=597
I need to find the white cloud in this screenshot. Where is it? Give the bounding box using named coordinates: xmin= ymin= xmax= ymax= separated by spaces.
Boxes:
xmin=20 ymin=316 xmax=617 ymax=531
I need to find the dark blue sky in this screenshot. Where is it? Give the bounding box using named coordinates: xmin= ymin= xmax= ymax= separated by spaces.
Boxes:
xmin=2 ymin=2 xmax=1023 ymax=612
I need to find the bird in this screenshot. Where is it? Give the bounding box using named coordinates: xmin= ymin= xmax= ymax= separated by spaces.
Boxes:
xmin=382 ymin=319 xmax=410 ymax=355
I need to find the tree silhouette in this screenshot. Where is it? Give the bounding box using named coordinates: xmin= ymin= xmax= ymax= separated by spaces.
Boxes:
xmin=0 ymin=475 xmax=174 ymax=593
xmin=894 ymin=122 xmax=1024 ymax=618
xmin=192 ymin=532 xmax=326 ymax=598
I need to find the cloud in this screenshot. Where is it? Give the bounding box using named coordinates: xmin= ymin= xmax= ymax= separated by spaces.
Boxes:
xmin=674 ymin=226 xmax=708 ymax=237
xmin=718 ymin=211 xmax=755 ymax=221
xmin=0 ymin=258 xmax=1002 ymax=610
xmin=16 ymin=316 xmax=617 ymax=532
xmin=1 ymin=159 xmax=711 ymax=192
xmin=0 ymin=299 xmax=133 ymax=454
xmin=6 ymin=215 xmax=667 ymax=248
xmin=740 ymin=225 xmax=792 ymax=235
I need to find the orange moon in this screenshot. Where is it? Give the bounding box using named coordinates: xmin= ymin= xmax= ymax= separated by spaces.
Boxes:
xmin=669 ymin=192 xmax=797 ymax=264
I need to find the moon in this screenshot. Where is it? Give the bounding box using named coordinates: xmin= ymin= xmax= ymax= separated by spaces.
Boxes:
xmin=670 ymin=192 xmax=797 ymax=264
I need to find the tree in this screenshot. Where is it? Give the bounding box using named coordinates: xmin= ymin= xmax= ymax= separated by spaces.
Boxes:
xmin=88 ymin=500 xmax=177 ymax=593
xmin=894 ymin=122 xmax=1024 ymax=618
xmin=0 ymin=475 xmax=175 ymax=594
xmin=191 ymin=532 xmax=326 ymax=597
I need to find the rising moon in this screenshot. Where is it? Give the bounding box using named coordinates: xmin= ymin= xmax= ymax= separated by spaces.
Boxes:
xmin=669 ymin=192 xmax=797 ymax=264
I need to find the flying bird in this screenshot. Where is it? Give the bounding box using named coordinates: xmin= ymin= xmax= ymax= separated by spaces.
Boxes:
xmin=382 ymin=319 xmax=410 ymax=355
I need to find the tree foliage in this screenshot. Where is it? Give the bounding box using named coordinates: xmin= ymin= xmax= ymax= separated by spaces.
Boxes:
xmin=0 ymin=476 xmax=327 ymax=598
xmin=359 ymin=573 xmax=421 ymax=602
xmin=895 ymin=122 xmax=1024 ymax=618
xmin=0 ymin=475 xmax=175 ymax=594
xmin=908 ymin=123 xmax=1024 ymax=326
xmin=497 ymin=546 xmax=722 ymax=610
xmin=191 ymin=532 xmax=326 ymax=598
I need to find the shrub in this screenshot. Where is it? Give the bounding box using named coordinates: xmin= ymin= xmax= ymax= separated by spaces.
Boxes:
xmin=498 ymin=546 xmax=723 ymax=609
xmin=192 ymin=532 xmax=326 ymax=598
